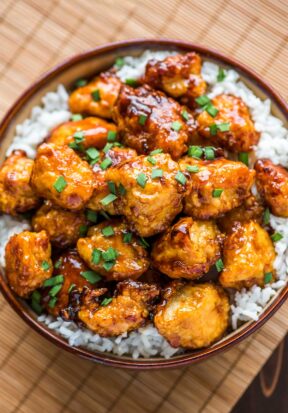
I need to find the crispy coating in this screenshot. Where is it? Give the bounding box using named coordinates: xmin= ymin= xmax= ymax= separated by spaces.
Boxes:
xmin=69 ymin=72 xmax=121 ymax=118
xmin=114 ymin=85 xmax=196 ymax=160
xmin=144 ymin=52 xmax=207 ymax=107
xmin=87 ymin=146 xmax=137 ymax=215
xmin=152 ymin=217 xmax=222 ymax=279
xmin=219 ymin=221 xmax=276 ymax=289
xmin=218 ymin=195 xmax=264 ymax=233
xmin=32 ymin=201 xmax=88 ymax=249
xmin=30 ymin=143 xmax=94 ymax=211
xmin=255 ymin=159 xmax=288 ymax=217
xmin=5 ymin=230 xmax=52 ymax=297
xmin=78 ymin=280 xmax=160 ymax=336
xmin=43 ymin=250 xmax=94 ymax=317
xmin=179 ymin=157 xmax=255 ymax=219
xmin=0 ymin=150 xmax=40 ymax=215
xmin=48 ymin=117 xmax=117 ymax=149
xmin=77 ymin=220 xmax=150 ymax=281
xmin=105 ymin=153 xmax=186 ymax=236
xmin=154 ymin=282 xmax=229 ymax=349
xmin=197 ymin=94 xmax=260 ymax=152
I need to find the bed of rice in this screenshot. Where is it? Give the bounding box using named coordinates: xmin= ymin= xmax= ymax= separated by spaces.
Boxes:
xmin=0 ymin=50 xmax=287 ymax=359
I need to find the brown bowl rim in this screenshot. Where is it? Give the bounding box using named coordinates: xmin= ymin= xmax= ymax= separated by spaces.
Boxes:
xmin=0 ymin=38 xmax=287 ymax=369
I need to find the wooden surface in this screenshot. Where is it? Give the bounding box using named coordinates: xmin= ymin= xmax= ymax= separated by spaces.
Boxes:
xmin=0 ymin=1 xmax=287 ymax=412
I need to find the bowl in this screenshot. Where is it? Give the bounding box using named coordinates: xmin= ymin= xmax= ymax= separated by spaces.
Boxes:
xmin=0 ymin=39 xmax=287 ymax=369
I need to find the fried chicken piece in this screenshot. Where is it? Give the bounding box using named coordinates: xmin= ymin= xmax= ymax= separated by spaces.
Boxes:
xmin=218 ymin=195 xmax=264 ymax=233
xmin=255 ymin=159 xmax=288 ymax=218
xmin=152 ymin=217 xmax=222 ymax=279
xmin=69 ymin=72 xmax=121 ymax=118
xmin=0 ymin=150 xmax=40 ymax=215
xmin=78 ymin=280 xmax=160 ymax=337
xmin=32 ymin=201 xmax=88 ymax=249
xmin=87 ymin=146 xmax=137 ymax=215
xmin=105 ymin=153 xmax=186 ymax=236
xmin=5 ymin=230 xmax=52 ymax=297
xmin=179 ymin=157 xmax=255 ymax=219
xmin=31 ymin=143 xmax=94 ymax=211
xmin=114 ymin=85 xmax=196 ymax=160
xmin=154 ymin=281 xmax=229 ymax=349
xmin=144 ymin=52 xmax=207 ymax=107
xmin=47 ymin=117 xmax=117 ymax=150
xmin=219 ymin=221 xmax=276 ymax=289
xmin=197 ymin=94 xmax=260 ymax=152
xmin=77 ymin=220 xmax=150 ymax=281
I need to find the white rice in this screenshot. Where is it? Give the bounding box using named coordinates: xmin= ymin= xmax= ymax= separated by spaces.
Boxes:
xmin=0 ymin=50 xmax=287 ymax=357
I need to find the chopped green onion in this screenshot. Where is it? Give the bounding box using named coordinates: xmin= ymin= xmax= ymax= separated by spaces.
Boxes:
xmin=118 ymin=183 xmax=126 ymax=196
xmin=107 ymin=130 xmax=117 ymax=142
xmin=151 ymin=169 xmax=163 ymax=179
xmin=150 ymin=149 xmax=163 ymax=155
xmin=103 ymin=143 xmax=113 ymax=154
xmin=100 ymin=193 xmax=117 ymax=206
xmin=209 ymin=124 xmax=218 ymax=136
xmin=86 ymin=147 xmax=100 ymax=161
xmin=68 ymin=283 xmax=76 ymax=293
xmin=215 ymin=258 xmax=224 ymax=272
xmin=41 ymin=261 xmax=51 ymax=271
xmin=92 ymin=249 xmax=102 ymax=265
xmin=53 ymin=176 xmax=67 ymax=193
xmin=204 ymin=147 xmax=215 ymax=160
xmin=101 ymin=226 xmax=114 ymax=237
xmin=91 ymin=89 xmax=100 ymax=101
xmin=138 ymin=237 xmax=149 ymax=248
xmin=74 ymin=78 xmax=87 ymax=88
xmin=217 ymin=122 xmax=230 ymax=132
xmin=123 ymin=232 xmax=133 ymax=243
xmin=188 ymin=145 xmax=203 ymax=159
xmin=71 ymin=114 xmax=83 ymax=121
xmin=48 ymin=297 xmax=57 ymax=309
xmin=115 ymin=57 xmax=125 ymax=68
xmin=100 ymin=157 xmax=113 ymax=170
xmin=217 ymin=67 xmax=226 ymax=82
xmin=264 ymin=272 xmax=273 ymax=284
xmin=136 ymin=173 xmax=148 ymax=188
xmin=175 ymin=171 xmax=187 ymax=185
xmin=86 ymin=210 xmax=98 ymax=223
xmin=206 ymin=104 xmax=219 ymax=117
xmin=186 ymin=165 xmax=199 ymax=173
xmin=43 ymin=275 xmax=64 ymax=287
xmin=103 ymin=261 xmax=115 ymax=271
xmin=49 ymin=284 xmax=63 ymax=297
xmin=68 ymin=141 xmax=79 ymax=150
xmin=73 ymin=131 xmax=84 ymax=142
xmin=102 ymin=247 xmax=118 ymax=262
xmin=108 ymin=181 xmax=116 ymax=195
xmin=238 ymin=152 xmax=249 ymax=166
xmin=80 ymin=271 xmax=102 ymax=284
xmin=139 ymin=114 xmax=147 ymax=126
xmin=101 ymin=297 xmax=113 ymax=306
xmin=195 ymin=95 xmax=211 ymax=107
xmin=263 ymin=208 xmax=270 ymax=225
xmin=31 ymin=299 xmax=42 ymax=315
xmin=181 ymin=110 xmax=189 ymax=121
xmin=32 ymin=290 xmax=41 ymax=303
xmin=271 ymin=232 xmax=283 ymax=242
xmin=212 ymin=188 xmax=223 ymax=198
xmin=54 ymin=258 xmax=62 ymax=269
xmin=79 ymin=225 xmax=88 ymax=237
xmin=171 ymin=121 xmax=182 ymax=132
xmin=100 ymin=211 xmax=111 ymax=220
xmin=125 ymin=78 xmax=138 ymax=87
xmin=147 ymin=156 xmax=157 ymax=165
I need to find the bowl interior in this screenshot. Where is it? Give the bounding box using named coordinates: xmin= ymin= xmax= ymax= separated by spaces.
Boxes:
xmin=0 ymin=40 xmax=287 ymax=368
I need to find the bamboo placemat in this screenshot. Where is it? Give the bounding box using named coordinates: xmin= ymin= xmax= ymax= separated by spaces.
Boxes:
xmin=0 ymin=1 xmax=287 ymax=412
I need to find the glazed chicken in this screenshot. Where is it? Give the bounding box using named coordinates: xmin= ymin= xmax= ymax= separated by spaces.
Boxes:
xmin=87 ymin=146 xmax=137 ymax=215
xmin=32 ymin=201 xmax=88 ymax=249
xmin=152 ymin=217 xmax=222 ymax=279
xmin=77 ymin=220 xmax=150 ymax=281
xmin=69 ymin=72 xmax=122 ymax=118
xmin=179 ymin=157 xmax=255 ymax=219
xmin=219 ymin=221 xmax=276 ymax=289
xmin=154 ymin=281 xmax=229 ymax=349
xmin=255 ymin=159 xmax=288 ymax=217
xmin=48 ymin=117 xmax=117 ymax=150
xmin=197 ymin=94 xmax=260 ymax=152
xmin=105 ymin=153 xmax=187 ymax=236
xmin=31 ymin=143 xmax=94 ymax=211
xmin=144 ymin=52 xmax=207 ymax=107
xmin=78 ymin=280 xmax=160 ymax=336
xmin=0 ymin=150 xmax=39 ymax=215
xmin=5 ymin=230 xmax=52 ymax=297
xmin=114 ymin=84 xmax=196 ymax=160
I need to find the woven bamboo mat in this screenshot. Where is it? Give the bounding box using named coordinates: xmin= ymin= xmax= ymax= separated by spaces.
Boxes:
xmin=0 ymin=1 xmax=287 ymax=412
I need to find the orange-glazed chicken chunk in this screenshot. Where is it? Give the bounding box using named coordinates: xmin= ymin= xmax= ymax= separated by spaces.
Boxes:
xmin=105 ymin=153 xmax=186 ymax=237
xmin=32 ymin=201 xmax=88 ymax=249
xmin=78 ymin=280 xmax=160 ymax=337
xmin=154 ymin=282 xmax=229 ymax=349
xmin=69 ymin=72 xmax=122 ymax=118
xmin=0 ymin=150 xmax=40 ymax=215
xmin=152 ymin=217 xmax=222 ymax=279
xmin=5 ymin=230 xmax=52 ymax=297
xmin=197 ymin=94 xmax=260 ymax=152
xmin=31 ymin=143 xmax=94 ymax=211
xmin=48 ymin=117 xmax=117 ymax=150
xmin=219 ymin=221 xmax=276 ymax=290
xmin=87 ymin=146 xmax=137 ymax=215
xmin=255 ymin=159 xmax=288 ymax=218
xmin=114 ymin=85 xmax=196 ymax=160
xmin=77 ymin=220 xmax=150 ymax=281
xmin=144 ymin=52 xmax=207 ymax=107
xmin=179 ymin=157 xmax=255 ymax=219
